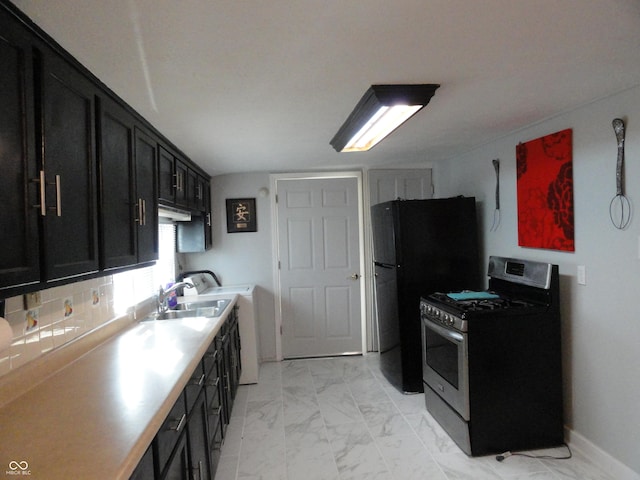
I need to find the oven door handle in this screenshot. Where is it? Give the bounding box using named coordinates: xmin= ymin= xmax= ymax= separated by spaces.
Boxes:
xmin=423 ymin=317 xmax=465 ymax=343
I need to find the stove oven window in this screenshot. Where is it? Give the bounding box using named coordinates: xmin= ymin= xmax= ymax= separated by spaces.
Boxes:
xmin=425 ymin=325 xmax=459 ymax=389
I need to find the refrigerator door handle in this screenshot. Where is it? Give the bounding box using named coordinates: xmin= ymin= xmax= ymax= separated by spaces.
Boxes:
xmin=374 ymin=262 xmax=394 ymax=269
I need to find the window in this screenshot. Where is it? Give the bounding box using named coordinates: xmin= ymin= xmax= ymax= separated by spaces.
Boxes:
xmin=113 ymin=222 xmax=177 ymax=314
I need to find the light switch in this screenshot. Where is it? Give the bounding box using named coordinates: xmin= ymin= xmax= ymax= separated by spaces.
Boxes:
xmin=577 ymin=265 xmax=586 ymax=286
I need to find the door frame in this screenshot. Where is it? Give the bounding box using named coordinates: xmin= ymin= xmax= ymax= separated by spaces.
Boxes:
xmin=270 ymin=171 xmax=367 ymax=361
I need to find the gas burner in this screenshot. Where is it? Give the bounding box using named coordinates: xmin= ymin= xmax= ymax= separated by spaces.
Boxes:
xmin=427 ymin=291 xmax=537 ymax=314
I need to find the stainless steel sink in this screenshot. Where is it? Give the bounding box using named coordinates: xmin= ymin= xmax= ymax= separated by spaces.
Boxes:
xmin=173 ymin=299 xmax=231 ymax=311
xmin=153 ymin=310 xmax=202 ymax=320
xmin=143 ymin=299 xmax=231 ymax=321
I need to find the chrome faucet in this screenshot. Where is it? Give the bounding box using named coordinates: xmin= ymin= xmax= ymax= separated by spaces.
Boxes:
xmin=157 ymin=281 xmax=195 ymax=313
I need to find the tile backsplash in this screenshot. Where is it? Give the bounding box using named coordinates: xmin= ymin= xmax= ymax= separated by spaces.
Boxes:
xmin=0 ymin=276 xmax=117 ymax=377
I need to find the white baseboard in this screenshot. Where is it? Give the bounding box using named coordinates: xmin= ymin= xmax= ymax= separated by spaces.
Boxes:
xmin=566 ymin=427 xmax=640 ymax=480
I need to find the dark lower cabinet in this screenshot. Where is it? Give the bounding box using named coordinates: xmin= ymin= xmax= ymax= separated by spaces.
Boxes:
xmin=229 ymin=307 xmax=241 ymax=401
xmin=187 ymin=390 xmax=212 ymax=480
xmin=155 ymin=393 xmax=188 ymax=476
xmin=160 ymin=432 xmax=189 ymax=480
xmin=130 ymin=309 xmax=242 ymax=479
xmin=130 ymin=446 xmax=154 ymax=480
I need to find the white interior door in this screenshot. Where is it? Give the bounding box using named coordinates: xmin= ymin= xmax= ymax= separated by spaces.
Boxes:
xmin=365 ymin=168 xmax=433 ymax=351
xmin=275 ymin=175 xmax=363 ymax=358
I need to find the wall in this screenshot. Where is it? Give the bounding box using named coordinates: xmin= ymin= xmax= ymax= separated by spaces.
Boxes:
xmin=179 ymin=173 xmax=276 ymax=361
xmin=433 ymin=85 xmax=640 ymax=476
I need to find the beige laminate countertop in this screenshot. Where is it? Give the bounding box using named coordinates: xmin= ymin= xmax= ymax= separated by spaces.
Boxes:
xmin=0 ymin=296 xmax=237 ymax=480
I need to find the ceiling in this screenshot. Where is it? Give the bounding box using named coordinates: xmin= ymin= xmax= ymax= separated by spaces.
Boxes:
xmin=13 ymin=0 xmax=640 ymax=176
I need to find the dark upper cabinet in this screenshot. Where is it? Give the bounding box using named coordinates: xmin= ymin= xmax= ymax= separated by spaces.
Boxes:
xmin=158 ymin=144 xmax=176 ymax=205
xmin=158 ymin=145 xmax=190 ymax=208
xmin=186 ymin=168 xmax=198 ymax=209
xmin=174 ymin=158 xmax=189 ymax=208
xmin=38 ymin=44 xmax=100 ymax=281
xmin=134 ymin=127 xmax=159 ymax=264
xmin=1 ymin=2 xmax=210 ymax=296
xmin=97 ymin=95 xmax=158 ymax=270
xmin=0 ymin=7 xmax=40 ymax=291
xmin=97 ymin=95 xmax=137 ymax=269
xmin=193 ymin=172 xmax=208 ymax=212
xmin=204 ymin=183 xmax=212 ymax=250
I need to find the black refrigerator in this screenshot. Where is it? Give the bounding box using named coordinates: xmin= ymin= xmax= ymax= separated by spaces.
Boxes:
xmin=372 ymin=198 xmax=480 ymax=393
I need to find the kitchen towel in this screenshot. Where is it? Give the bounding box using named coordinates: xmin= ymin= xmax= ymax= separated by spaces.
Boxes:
xmin=447 ymin=291 xmax=500 ymax=301
xmin=0 ymin=317 xmax=13 ymax=352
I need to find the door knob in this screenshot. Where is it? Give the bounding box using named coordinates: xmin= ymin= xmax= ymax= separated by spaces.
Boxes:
xmin=350 ymin=273 xmax=360 ymax=280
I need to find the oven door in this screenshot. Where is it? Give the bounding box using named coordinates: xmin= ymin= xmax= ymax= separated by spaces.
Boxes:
xmin=421 ymin=315 xmax=470 ymax=420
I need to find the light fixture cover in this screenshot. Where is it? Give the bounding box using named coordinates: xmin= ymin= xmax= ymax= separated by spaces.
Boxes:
xmin=330 ymin=84 xmax=440 ymax=152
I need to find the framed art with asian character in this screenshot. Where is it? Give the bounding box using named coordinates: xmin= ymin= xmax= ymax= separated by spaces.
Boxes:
xmin=516 ymin=128 xmax=574 ymax=251
xmin=226 ymin=198 xmax=257 ymax=233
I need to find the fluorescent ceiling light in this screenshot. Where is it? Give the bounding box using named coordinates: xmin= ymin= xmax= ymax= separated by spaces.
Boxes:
xmin=330 ymin=84 xmax=440 ymax=153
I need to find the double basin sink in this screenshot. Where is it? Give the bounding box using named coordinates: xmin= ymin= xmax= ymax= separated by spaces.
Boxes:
xmin=145 ymin=299 xmax=231 ymax=321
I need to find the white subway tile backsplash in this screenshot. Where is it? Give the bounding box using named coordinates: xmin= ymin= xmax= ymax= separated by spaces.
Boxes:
xmin=5 ymin=296 xmax=24 ymax=314
xmin=0 ymin=274 xmax=137 ymax=378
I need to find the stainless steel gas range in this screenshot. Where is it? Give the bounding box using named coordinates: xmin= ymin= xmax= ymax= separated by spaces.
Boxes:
xmin=420 ymin=256 xmax=564 ymax=456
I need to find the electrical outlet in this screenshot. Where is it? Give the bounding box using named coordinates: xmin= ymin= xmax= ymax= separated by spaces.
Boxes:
xmin=577 ymin=265 xmax=586 ymax=286
xmin=24 ymin=292 xmax=42 ymax=310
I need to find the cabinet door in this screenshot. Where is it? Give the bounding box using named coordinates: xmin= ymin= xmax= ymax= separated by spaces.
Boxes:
xmin=187 ymin=391 xmax=211 ymax=480
xmin=134 ymin=127 xmax=158 ymax=264
xmin=186 ymin=168 xmax=198 ymax=209
xmin=174 ymin=158 xmax=189 ymax=208
xmin=218 ymin=329 xmax=233 ymax=427
xmin=155 ymin=393 xmax=188 ymax=475
xmin=39 ymin=46 xmax=99 ymax=280
xmin=159 ymin=431 xmax=189 ymax=480
xmin=97 ymin=95 xmax=137 ymax=269
xmin=158 ymin=145 xmax=175 ymax=204
xmin=229 ymin=309 xmax=242 ymax=401
xmin=129 ymin=444 xmax=154 ymax=480
xmin=204 ymin=183 xmax=212 ymax=250
xmin=0 ymin=9 xmax=40 ymax=290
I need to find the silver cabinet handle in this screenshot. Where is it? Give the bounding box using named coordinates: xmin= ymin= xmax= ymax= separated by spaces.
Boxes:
xmin=350 ymin=273 xmax=360 ymax=280
xmin=135 ymin=199 xmax=143 ymax=226
xmin=33 ymin=170 xmax=46 ymax=216
xmin=175 ymin=171 xmax=184 ymax=192
xmin=204 ymin=350 xmax=218 ymax=360
xmin=135 ymin=199 xmax=147 ymax=226
xmin=206 ymin=212 xmax=211 ymax=226
xmin=52 ymin=175 xmax=61 ymax=216
xmin=168 ymin=413 xmax=187 ymax=433
xmin=32 ymin=172 xmax=62 ymax=216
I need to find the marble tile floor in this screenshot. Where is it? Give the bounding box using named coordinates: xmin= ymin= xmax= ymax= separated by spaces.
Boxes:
xmin=216 ymin=355 xmax=614 ymax=480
